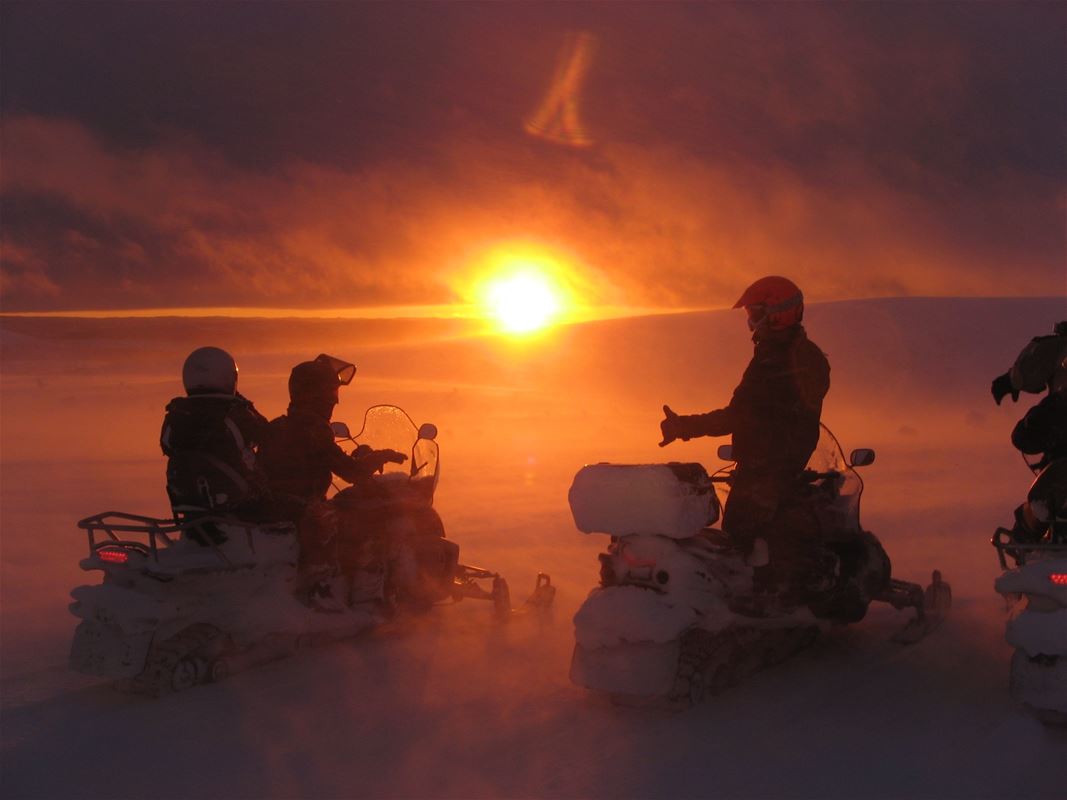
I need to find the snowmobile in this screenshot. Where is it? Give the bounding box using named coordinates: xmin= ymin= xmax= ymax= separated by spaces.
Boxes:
xmin=568 ymin=425 xmax=951 ymax=708
xmin=992 ymin=456 xmax=1067 ymax=724
xmin=68 ymin=404 xmax=554 ymax=696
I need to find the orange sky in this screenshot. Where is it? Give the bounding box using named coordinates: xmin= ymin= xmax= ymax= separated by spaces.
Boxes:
xmin=2 ymin=4 xmax=1064 ymax=311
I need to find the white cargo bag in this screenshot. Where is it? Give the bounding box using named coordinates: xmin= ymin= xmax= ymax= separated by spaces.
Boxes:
xmin=568 ymin=463 xmax=718 ymax=539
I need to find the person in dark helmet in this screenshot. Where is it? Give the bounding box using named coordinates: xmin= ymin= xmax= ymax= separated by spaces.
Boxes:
xmin=257 ymin=354 xmax=407 ymax=610
xmin=160 ymin=346 xmax=271 ymax=528
xmin=991 ymin=321 xmax=1067 ymax=407
xmin=992 ymin=321 xmax=1067 ymax=467
xmin=658 ymin=276 xmax=831 ymax=601
xmin=992 ymin=322 xmax=1067 ymax=546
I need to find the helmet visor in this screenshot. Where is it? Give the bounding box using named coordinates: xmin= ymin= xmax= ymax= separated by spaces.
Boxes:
xmin=314 ymin=354 xmax=357 ymax=386
xmin=745 ymin=305 xmax=767 ymax=331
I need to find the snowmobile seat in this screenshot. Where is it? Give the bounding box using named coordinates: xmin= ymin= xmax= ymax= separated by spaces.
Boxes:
xmin=147 ymin=518 xmax=297 ymax=576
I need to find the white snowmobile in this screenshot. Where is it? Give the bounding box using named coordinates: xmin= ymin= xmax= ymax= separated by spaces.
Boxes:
xmin=69 ymin=404 xmax=554 ymax=696
xmin=992 ymin=457 xmax=1067 ymax=724
xmin=568 ymin=425 xmax=951 ymax=708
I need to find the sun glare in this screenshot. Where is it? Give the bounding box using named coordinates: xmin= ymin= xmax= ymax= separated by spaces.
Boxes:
xmin=463 ymin=243 xmax=582 ymax=335
xmin=484 ymin=269 xmax=562 ymax=334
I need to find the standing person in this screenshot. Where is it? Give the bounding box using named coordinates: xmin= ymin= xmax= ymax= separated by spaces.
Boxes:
xmin=991 ymin=321 xmax=1067 ymax=468
xmin=991 ymin=322 xmax=1067 ymax=546
xmin=658 ymin=276 xmax=831 ymax=599
xmin=257 ymin=354 xmax=406 ymax=610
xmin=160 ymin=346 xmax=271 ymax=530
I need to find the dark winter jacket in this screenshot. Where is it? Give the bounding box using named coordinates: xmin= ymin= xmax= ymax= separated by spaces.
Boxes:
xmin=160 ymin=393 xmax=271 ymax=513
xmin=675 ymin=325 xmax=830 ymax=474
xmin=257 ymin=406 xmax=379 ymax=515
xmin=1012 ymin=393 xmax=1067 ymax=467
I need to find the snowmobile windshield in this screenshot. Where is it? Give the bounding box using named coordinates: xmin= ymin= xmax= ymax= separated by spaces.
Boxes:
xmin=353 ymin=404 xmax=440 ymax=491
xmin=805 ymin=424 xmax=864 ymax=530
xmin=806 ymin=425 xmax=848 ymax=475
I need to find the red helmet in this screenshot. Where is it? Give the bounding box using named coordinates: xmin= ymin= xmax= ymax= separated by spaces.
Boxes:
xmin=732 ymin=276 xmax=804 ymax=331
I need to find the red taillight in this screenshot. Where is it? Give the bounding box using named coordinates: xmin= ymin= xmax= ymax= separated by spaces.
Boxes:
xmin=1050 ymin=574 xmax=1067 ymax=586
xmin=97 ymin=549 xmax=129 ymax=564
xmin=620 ymin=544 xmax=656 ymax=569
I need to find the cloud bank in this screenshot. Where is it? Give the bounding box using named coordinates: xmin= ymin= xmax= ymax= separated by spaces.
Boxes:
xmin=2 ymin=3 xmax=1063 ymax=311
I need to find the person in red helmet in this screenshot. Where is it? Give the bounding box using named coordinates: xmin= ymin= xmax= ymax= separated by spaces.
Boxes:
xmin=257 ymin=354 xmax=407 ymax=610
xmin=659 ymin=276 xmax=831 ymax=601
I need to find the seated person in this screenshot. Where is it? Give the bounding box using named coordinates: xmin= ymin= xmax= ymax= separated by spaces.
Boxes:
xmin=160 ymin=347 xmax=271 ymax=535
xmin=257 ymin=354 xmax=405 ymax=609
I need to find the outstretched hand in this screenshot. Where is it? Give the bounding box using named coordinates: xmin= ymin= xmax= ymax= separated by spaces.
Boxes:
xmin=379 ymin=448 xmax=408 ymax=466
xmin=372 ymin=448 xmax=408 ymax=473
xmin=659 ymin=404 xmax=680 ymax=447
xmin=991 ymin=372 xmax=1018 ymax=405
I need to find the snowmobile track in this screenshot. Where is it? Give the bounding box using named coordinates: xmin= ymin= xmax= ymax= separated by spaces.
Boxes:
xmin=670 ymin=624 xmax=821 ymax=707
xmin=120 ymin=623 xmax=227 ymax=697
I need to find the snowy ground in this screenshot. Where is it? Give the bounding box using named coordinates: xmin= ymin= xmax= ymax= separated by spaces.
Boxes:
xmin=2 ymin=297 xmax=1064 ymax=799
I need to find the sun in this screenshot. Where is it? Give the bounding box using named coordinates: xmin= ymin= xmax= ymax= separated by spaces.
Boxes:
xmin=463 ymin=243 xmax=580 ymax=335
xmin=484 ymin=269 xmax=562 ymax=334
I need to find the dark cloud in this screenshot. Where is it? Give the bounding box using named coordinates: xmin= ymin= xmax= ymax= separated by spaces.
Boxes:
xmin=1 ymin=2 xmax=1064 ymax=311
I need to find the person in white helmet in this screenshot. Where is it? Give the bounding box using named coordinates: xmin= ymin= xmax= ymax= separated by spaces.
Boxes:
xmin=159 ymin=346 xmax=271 ymax=532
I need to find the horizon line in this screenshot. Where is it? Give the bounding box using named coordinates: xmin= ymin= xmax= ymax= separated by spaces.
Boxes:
xmin=0 ymin=295 xmax=1060 ymax=321
xmin=0 ymin=303 xmax=705 ymax=321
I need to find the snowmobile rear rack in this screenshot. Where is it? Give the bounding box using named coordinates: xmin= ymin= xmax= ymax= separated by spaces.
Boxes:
xmin=77 ymin=512 xmax=186 ymax=559
xmin=76 ymin=511 xmax=289 ymax=569
xmin=992 ymin=528 xmax=1067 ymax=569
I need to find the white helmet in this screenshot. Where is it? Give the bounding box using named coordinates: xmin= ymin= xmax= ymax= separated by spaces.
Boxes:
xmin=182 ymin=346 xmax=238 ymax=395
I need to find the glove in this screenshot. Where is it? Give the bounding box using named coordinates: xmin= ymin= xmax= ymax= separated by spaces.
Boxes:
xmin=659 ymin=405 xmax=684 ymax=447
xmin=369 ymin=448 xmax=408 ymax=473
xmin=378 ymin=448 xmax=408 ymax=466
xmin=991 ymin=372 xmax=1018 ymax=405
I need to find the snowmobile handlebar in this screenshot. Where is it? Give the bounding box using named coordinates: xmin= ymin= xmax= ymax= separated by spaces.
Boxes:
xmin=802 ymin=469 xmax=842 ymax=482
xmin=707 ymin=468 xmax=840 ymax=485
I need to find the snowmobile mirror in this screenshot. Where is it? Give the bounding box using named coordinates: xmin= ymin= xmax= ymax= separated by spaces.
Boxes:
xmin=330 ymin=421 xmax=352 ymax=440
xmin=716 ymin=444 xmax=735 ymax=461
xmin=418 ymin=423 xmax=438 ymax=441
xmin=849 ymin=448 xmax=876 ymax=468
